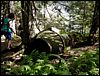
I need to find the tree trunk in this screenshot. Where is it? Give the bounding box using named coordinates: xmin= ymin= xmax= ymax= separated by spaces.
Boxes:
xmin=88 ymin=1 xmax=99 ymax=44
xmin=7 ymin=1 xmax=10 ymax=13
xmin=21 ymin=1 xmax=30 ymax=52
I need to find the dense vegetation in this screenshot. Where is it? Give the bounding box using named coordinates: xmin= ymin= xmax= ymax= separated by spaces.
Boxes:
xmin=1 ymin=1 xmax=99 ymax=75
xmin=1 ymin=47 xmax=99 ymax=75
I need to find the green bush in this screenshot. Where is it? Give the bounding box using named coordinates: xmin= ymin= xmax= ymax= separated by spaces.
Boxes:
xmin=68 ymin=48 xmax=99 ymax=75
xmin=6 ymin=50 xmax=71 ymax=75
xmin=1 ymin=48 xmax=99 ymax=75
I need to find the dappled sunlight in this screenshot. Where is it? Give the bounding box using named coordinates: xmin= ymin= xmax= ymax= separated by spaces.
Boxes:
xmin=1 ymin=1 xmax=99 ymax=75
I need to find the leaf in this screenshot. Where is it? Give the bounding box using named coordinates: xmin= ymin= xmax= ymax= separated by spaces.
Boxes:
xmin=37 ymin=59 xmax=44 ymax=63
xmin=20 ymin=65 xmax=31 ymax=72
xmin=34 ymin=66 xmax=42 ymax=70
xmin=89 ymin=68 xmax=99 ymax=75
xmin=44 ymin=64 xmax=55 ymax=70
xmin=66 ymin=46 xmax=71 ymax=50
xmin=78 ymin=72 xmax=88 ymax=75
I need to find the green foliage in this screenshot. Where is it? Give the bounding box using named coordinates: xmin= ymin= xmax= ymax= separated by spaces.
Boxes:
xmin=68 ymin=48 xmax=99 ymax=75
xmin=3 ymin=50 xmax=71 ymax=75
xmin=67 ymin=1 xmax=95 ymax=34
xmin=1 ymin=48 xmax=99 ymax=75
xmin=66 ymin=32 xmax=90 ymax=45
xmin=14 ymin=1 xmax=21 ymax=14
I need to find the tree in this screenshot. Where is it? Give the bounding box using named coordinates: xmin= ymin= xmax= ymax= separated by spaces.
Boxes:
xmin=66 ymin=1 xmax=95 ymax=34
xmin=88 ymin=1 xmax=99 ymax=44
xmin=21 ymin=1 xmax=30 ymax=52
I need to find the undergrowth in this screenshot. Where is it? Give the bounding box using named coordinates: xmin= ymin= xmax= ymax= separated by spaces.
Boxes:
xmin=1 ymin=48 xmax=99 ymax=75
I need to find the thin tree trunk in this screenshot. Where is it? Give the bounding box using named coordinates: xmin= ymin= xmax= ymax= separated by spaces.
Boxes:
xmin=7 ymin=1 xmax=10 ymax=13
xmin=43 ymin=1 xmax=45 ymax=28
xmin=82 ymin=1 xmax=86 ymax=34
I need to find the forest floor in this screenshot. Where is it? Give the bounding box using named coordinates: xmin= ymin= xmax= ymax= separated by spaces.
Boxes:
xmin=1 ymin=35 xmax=99 ymax=75
xmin=1 ymin=34 xmax=99 ymax=62
xmin=1 ymin=35 xmax=22 ymax=52
xmin=1 ymin=35 xmax=22 ymax=61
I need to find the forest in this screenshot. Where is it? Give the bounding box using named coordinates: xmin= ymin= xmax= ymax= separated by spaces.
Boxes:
xmin=0 ymin=1 xmax=99 ymax=75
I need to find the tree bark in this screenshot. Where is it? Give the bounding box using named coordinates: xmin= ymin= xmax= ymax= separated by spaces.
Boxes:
xmin=7 ymin=1 xmax=10 ymax=13
xmin=90 ymin=1 xmax=99 ymax=35
xmin=21 ymin=1 xmax=30 ymax=51
xmin=88 ymin=1 xmax=99 ymax=44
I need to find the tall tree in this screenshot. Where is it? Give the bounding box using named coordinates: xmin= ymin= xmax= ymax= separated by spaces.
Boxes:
xmin=88 ymin=1 xmax=99 ymax=44
xmin=21 ymin=1 xmax=30 ymax=51
xmin=89 ymin=1 xmax=99 ymax=35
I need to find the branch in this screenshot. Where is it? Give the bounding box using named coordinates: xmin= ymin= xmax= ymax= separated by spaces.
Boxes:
xmin=32 ymin=1 xmax=41 ymax=31
xmin=46 ymin=5 xmax=53 ymax=21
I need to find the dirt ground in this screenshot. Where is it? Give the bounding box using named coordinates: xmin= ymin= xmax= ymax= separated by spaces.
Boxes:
xmin=1 ymin=35 xmax=22 ymax=52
